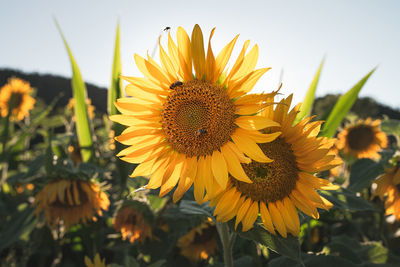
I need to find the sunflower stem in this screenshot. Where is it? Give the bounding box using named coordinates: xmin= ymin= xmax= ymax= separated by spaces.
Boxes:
xmin=216 ymin=221 xmax=235 ymax=267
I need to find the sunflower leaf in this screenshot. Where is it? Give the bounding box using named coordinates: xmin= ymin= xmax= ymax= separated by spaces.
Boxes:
xmin=320 ymin=188 xmax=376 ymax=211
xmin=319 ymin=68 xmax=375 ymax=138
xmin=108 ymin=22 xmax=123 ymax=117
xmin=295 ymin=58 xmax=324 ymax=124
xmin=228 ymin=221 xmax=302 ymax=263
xmin=349 ymin=158 xmax=384 ymax=192
xmin=55 ymin=19 xmax=94 ymax=162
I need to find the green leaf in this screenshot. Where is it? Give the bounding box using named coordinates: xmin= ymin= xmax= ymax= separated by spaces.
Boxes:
xmin=228 ymin=222 xmax=302 ymax=263
xmin=320 ymin=188 xmax=376 ymax=211
xmin=349 ymin=159 xmax=384 ymax=192
xmin=320 ymin=69 xmax=375 ymax=138
xmin=295 ymin=58 xmax=324 ymax=124
xmin=55 ymin=19 xmax=94 ymax=162
xmin=108 ymin=22 xmax=123 ymax=117
xmin=381 ymin=119 xmax=400 ymax=136
xmin=179 ymin=200 xmax=213 ymax=217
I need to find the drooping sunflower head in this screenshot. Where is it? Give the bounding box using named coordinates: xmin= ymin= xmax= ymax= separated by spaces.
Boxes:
xmin=111 ymin=25 xmax=281 ymax=203
xmin=336 ymin=118 xmax=387 ymax=159
xmin=67 ymin=97 xmax=96 ymax=119
xmin=0 ymin=77 xmax=35 ymax=121
xmin=209 ymin=95 xmax=342 ymax=237
xmin=113 ymin=200 xmax=153 ymax=243
xmin=84 ymin=253 xmax=110 ymax=267
xmin=374 ymin=163 xmax=400 ymax=221
xmin=34 ymin=178 xmax=110 ymax=229
xmin=177 ymin=218 xmax=217 ymax=262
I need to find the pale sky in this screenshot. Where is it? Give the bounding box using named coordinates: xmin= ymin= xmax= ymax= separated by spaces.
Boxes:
xmin=1 ymin=0 xmax=399 ymax=108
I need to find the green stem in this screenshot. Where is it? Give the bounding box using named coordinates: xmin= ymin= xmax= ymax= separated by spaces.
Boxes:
xmin=216 ymin=222 xmax=235 ymax=267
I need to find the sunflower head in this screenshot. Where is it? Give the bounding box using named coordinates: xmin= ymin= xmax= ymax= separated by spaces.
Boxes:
xmin=113 ymin=200 xmax=153 ymax=243
xmin=34 ymin=178 xmax=110 ymax=229
xmin=336 ymin=118 xmax=387 ymax=159
xmin=177 ymin=218 xmax=217 ymax=262
xmin=111 ymin=24 xmax=281 ymax=204
xmin=0 ymin=77 xmax=35 ymax=121
xmin=68 ymin=142 xmax=83 ymax=165
xmin=84 ymin=253 xmax=110 ymax=267
xmin=374 ymin=161 xmax=400 ymax=221
xmin=209 ymin=95 xmax=341 ymax=237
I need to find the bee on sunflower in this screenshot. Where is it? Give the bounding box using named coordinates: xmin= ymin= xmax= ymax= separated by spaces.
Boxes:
xmin=0 ymin=77 xmax=35 ymax=121
xmin=209 ymin=95 xmax=342 ymax=237
xmin=111 ymin=24 xmax=281 ymax=203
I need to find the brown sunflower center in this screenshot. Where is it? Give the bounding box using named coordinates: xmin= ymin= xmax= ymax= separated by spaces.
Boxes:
xmin=231 ymin=137 xmax=299 ymax=203
xmin=51 ymin=181 xmax=89 ymax=208
xmin=347 ymin=125 xmax=375 ymax=151
xmin=10 ymin=92 xmax=23 ymax=109
xmin=161 ymin=80 xmax=236 ymax=157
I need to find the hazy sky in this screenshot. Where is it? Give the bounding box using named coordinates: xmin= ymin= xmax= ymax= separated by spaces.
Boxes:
xmin=1 ymin=0 xmax=399 ymax=108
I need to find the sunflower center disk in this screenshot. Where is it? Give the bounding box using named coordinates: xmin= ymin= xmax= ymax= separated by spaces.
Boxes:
xmin=161 ymin=80 xmax=236 ymax=157
xmin=231 ymin=137 xmax=299 ymax=203
xmin=347 ymin=125 xmax=375 ymax=150
xmin=51 ymin=182 xmax=89 ymax=208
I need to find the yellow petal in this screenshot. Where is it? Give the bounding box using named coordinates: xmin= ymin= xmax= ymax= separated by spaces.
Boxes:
xmin=231 ymin=132 xmax=273 ymax=163
xmin=242 ymin=201 xmax=259 ymax=231
xmin=211 ymin=150 xmax=229 ymax=189
xmin=235 ymin=198 xmax=252 ymax=229
xmin=134 ymin=54 xmax=170 ymax=86
xmin=235 ymin=116 xmax=280 ymax=131
xmin=260 ymin=202 xmax=276 ymax=235
xmin=191 ymin=24 xmax=206 ymax=79
xmin=233 ymin=44 xmax=259 ymax=80
xmin=205 ymin=28 xmax=216 ymax=82
xmin=214 ymin=34 xmax=239 ymax=83
xmin=221 ymin=144 xmax=252 ymax=183
xmin=229 ymin=68 xmax=271 ymax=98
xmin=268 ymin=202 xmax=287 ymax=238
xmin=194 ymin=157 xmax=206 ymax=204
xmin=234 ymin=128 xmax=281 ymax=143
xmin=177 ymin=27 xmax=192 ymax=81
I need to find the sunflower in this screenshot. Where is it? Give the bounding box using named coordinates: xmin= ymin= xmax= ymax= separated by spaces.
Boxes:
xmin=374 ymin=165 xmax=400 ymax=221
xmin=336 ymin=118 xmax=387 ymax=159
xmin=113 ymin=201 xmax=153 ymax=243
xmin=0 ymin=77 xmax=35 ymax=121
xmin=111 ymin=25 xmax=280 ymax=204
xmin=67 ymin=97 xmax=96 ymax=119
xmin=177 ymin=218 xmax=217 ymax=262
xmin=209 ymin=95 xmax=341 ymax=237
xmin=34 ymin=178 xmax=110 ymax=229
xmin=84 ymin=253 xmax=110 ymax=267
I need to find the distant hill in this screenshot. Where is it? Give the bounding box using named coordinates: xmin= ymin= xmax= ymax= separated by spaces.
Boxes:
xmin=0 ymin=68 xmax=107 ymax=113
xmin=313 ymin=94 xmax=400 ymax=120
xmin=1 ymin=69 xmax=399 ymax=120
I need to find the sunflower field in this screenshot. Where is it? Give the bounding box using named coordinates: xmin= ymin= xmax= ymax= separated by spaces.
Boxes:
xmin=1 ymin=23 xmax=400 ymax=267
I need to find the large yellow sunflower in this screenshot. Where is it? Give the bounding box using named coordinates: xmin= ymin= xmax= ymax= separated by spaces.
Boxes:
xmin=209 ymin=95 xmax=341 ymax=237
xmin=111 ymin=25 xmax=280 ymax=203
xmin=177 ymin=218 xmax=217 ymax=262
xmin=34 ymin=178 xmax=110 ymax=229
xmin=374 ymin=165 xmax=400 ymax=221
xmin=336 ymin=118 xmax=387 ymax=159
xmin=0 ymin=77 xmax=35 ymax=121
xmin=113 ymin=202 xmax=153 ymax=243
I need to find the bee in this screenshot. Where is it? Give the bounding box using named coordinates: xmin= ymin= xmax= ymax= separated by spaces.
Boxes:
xmin=195 ymin=129 xmax=207 ymax=137
xmin=163 ymin=26 xmax=171 ymax=31
xmin=170 ymin=81 xmax=183 ymax=90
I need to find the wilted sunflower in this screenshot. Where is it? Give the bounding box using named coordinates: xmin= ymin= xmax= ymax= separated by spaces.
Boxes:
xmin=113 ymin=202 xmax=153 ymax=243
xmin=0 ymin=77 xmax=35 ymax=121
xmin=111 ymin=25 xmax=280 ymax=203
xmin=84 ymin=253 xmax=110 ymax=267
xmin=34 ymin=178 xmax=110 ymax=229
xmin=209 ymin=95 xmax=341 ymax=237
xmin=374 ymin=165 xmax=400 ymax=221
xmin=177 ymin=218 xmax=217 ymax=262
xmin=67 ymin=97 xmax=96 ymax=119
xmin=336 ymin=118 xmax=387 ymax=159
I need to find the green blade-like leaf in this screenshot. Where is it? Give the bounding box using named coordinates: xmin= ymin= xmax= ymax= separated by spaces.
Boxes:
xmin=108 ymin=22 xmax=123 ymax=116
xmin=320 ymin=69 xmax=375 ymax=138
xmin=295 ymin=58 xmax=325 ymax=124
xmin=55 ymin=19 xmax=94 ymax=162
